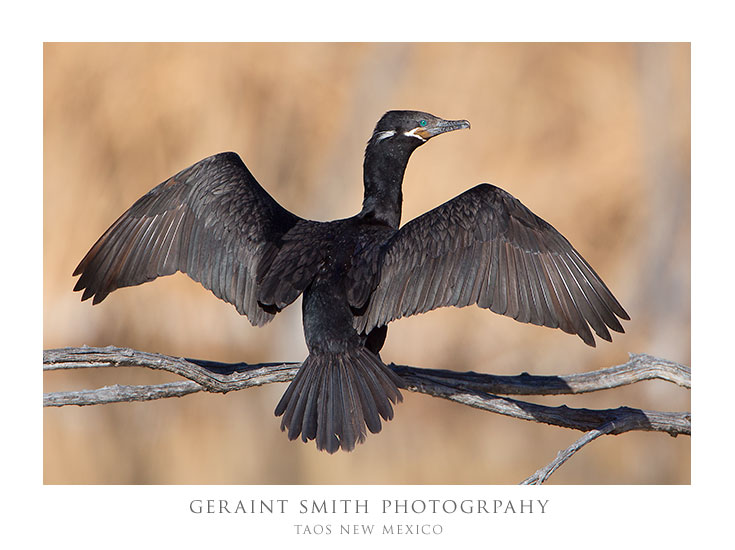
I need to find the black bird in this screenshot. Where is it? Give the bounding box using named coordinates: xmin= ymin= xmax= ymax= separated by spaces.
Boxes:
xmin=73 ymin=110 xmax=629 ymax=453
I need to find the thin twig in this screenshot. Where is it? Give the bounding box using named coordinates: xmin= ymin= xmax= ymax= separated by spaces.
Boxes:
xmin=520 ymin=421 xmax=620 ymax=485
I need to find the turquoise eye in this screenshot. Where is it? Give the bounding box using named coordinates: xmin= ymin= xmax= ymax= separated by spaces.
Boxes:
xmin=419 ymin=120 xmax=428 ymax=127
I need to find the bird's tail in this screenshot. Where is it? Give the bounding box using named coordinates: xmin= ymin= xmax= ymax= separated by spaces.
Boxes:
xmin=274 ymin=348 xmax=404 ymax=453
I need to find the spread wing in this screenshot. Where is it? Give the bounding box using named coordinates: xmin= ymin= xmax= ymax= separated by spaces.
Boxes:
xmin=355 ymin=184 xmax=629 ymax=346
xmin=73 ymin=152 xmax=301 ymax=326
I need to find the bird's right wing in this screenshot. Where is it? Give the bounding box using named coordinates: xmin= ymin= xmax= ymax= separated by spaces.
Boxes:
xmin=73 ymin=152 xmax=302 ymax=326
xmin=355 ymin=184 xmax=629 ymax=346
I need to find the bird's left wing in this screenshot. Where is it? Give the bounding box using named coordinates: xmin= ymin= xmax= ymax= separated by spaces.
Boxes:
xmin=354 ymin=184 xmax=629 ymax=346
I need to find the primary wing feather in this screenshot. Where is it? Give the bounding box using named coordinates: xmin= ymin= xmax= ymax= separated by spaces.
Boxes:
xmin=355 ymin=184 xmax=629 ymax=346
xmin=73 ymin=152 xmax=301 ymax=326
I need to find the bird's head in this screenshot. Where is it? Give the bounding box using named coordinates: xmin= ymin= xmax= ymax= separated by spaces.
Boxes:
xmin=370 ymin=110 xmax=470 ymax=148
xmin=361 ymin=110 xmax=470 ymax=227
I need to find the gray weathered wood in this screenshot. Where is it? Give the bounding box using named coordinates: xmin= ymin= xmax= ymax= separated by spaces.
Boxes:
xmin=43 ymin=346 xmax=690 ymax=436
xmin=521 ymin=421 xmax=620 ymax=485
xmin=43 ymin=346 xmax=690 ymax=483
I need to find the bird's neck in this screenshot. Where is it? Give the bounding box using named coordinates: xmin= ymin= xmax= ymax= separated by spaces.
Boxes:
xmin=359 ymin=143 xmax=416 ymax=229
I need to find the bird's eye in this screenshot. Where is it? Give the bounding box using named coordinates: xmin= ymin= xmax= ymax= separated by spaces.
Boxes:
xmin=419 ymin=120 xmax=428 ymax=127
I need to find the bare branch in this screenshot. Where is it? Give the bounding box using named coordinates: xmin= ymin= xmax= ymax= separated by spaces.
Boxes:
xmin=43 ymin=380 xmax=203 ymax=406
xmin=44 ymin=347 xmax=689 ymax=395
xmin=401 ymin=374 xmax=689 ymax=437
xmin=43 ymin=346 xmax=690 ymax=439
xmin=43 ymin=346 xmax=299 ymax=393
xmin=521 ymin=421 xmax=621 ymax=485
xmin=395 ymin=353 xmax=690 ymax=394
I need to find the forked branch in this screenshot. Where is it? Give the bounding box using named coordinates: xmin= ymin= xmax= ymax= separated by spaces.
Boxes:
xmin=43 ymin=346 xmax=690 ymax=482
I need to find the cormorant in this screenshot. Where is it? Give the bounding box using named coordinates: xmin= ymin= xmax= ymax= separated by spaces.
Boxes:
xmin=73 ymin=110 xmax=629 ymax=453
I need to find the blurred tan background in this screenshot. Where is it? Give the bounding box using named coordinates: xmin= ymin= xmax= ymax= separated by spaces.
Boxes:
xmin=43 ymin=43 xmax=690 ymax=484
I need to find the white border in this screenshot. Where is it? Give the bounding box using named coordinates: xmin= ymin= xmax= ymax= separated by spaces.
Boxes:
xmin=4 ymin=0 xmax=729 ymax=547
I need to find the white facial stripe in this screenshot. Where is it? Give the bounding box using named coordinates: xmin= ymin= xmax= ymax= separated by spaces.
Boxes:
xmin=403 ymin=127 xmax=427 ymax=142
xmin=375 ymin=130 xmax=396 ymax=142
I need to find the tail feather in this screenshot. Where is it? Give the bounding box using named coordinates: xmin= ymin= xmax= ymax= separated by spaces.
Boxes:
xmin=350 ymin=359 xmax=382 ymax=434
xmin=336 ymin=357 xmax=364 ymax=450
xmin=300 ymin=366 xmax=322 ymax=441
xmin=276 ymin=357 xmax=314 ymax=440
xmin=274 ymin=348 xmax=404 ymax=453
xmin=354 ymin=356 xmax=401 ymax=422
